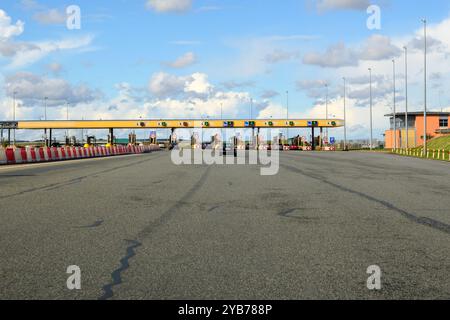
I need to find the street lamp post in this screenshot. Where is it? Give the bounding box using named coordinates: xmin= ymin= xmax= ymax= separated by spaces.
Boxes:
xmin=422 ymin=19 xmax=428 ymax=154
xmin=220 ymin=102 xmax=224 ymax=146
xmin=325 ymin=84 xmax=329 ymax=141
xmin=13 ymin=91 xmax=17 ymax=146
xmin=392 ymin=59 xmax=397 ymax=151
xmin=286 ymin=90 xmax=289 ymax=143
xmin=368 ymin=68 xmax=373 ymax=150
xmin=404 ymin=46 xmax=409 ymax=150
xmin=44 ymin=97 xmax=48 ymax=147
xmin=343 ymin=77 xmax=347 ymax=151
xmin=66 ymin=101 xmax=70 ymax=142
xmin=250 ymin=97 xmax=255 ymax=138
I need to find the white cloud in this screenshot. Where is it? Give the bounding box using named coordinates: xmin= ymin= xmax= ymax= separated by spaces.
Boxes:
xmin=148 ymin=72 xmax=187 ymax=97
xmin=359 ymin=35 xmax=402 ymax=61
xmin=303 ymin=35 xmax=404 ymax=68
xmin=0 ymin=9 xmax=25 ymax=41
xmin=146 ymin=0 xmax=192 ymax=13
xmin=4 ymin=72 xmax=102 ymax=106
xmin=0 ymin=9 xmax=94 ymax=69
xmin=165 ymin=52 xmax=197 ymax=68
xmin=303 ymin=42 xmax=359 ymax=68
xmin=184 ymin=73 xmax=211 ymax=95
xmin=6 ymin=35 xmax=94 ymax=69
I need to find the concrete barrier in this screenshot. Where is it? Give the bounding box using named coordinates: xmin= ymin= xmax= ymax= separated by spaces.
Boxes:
xmin=1 ymin=144 xmax=160 ymax=166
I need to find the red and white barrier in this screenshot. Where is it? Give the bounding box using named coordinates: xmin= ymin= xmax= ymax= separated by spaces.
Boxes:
xmin=1 ymin=144 xmax=159 ymax=166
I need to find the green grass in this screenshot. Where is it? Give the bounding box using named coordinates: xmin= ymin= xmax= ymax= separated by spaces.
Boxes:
xmin=422 ymin=135 xmax=450 ymax=151
xmin=393 ymin=136 xmax=450 ymax=161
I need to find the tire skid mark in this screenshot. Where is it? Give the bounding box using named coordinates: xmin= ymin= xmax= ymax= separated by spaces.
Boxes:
xmin=99 ymin=240 xmax=142 ymax=300
xmin=98 ymin=166 xmax=211 ymax=300
xmin=76 ymin=219 xmax=104 ymax=229
xmin=281 ymin=162 xmax=450 ymax=236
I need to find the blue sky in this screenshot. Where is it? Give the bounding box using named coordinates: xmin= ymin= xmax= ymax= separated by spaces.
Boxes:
xmin=1 ymin=0 xmax=450 ymax=140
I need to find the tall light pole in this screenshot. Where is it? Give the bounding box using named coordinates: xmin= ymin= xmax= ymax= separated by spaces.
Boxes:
xmin=250 ymin=97 xmax=255 ymax=138
xmin=392 ymin=59 xmax=397 ymax=151
xmin=343 ymin=77 xmax=347 ymax=151
xmin=220 ymin=102 xmax=224 ymax=145
xmin=44 ymin=97 xmax=48 ymax=147
xmin=325 ymin=84 xmax=329 ymax=140
xmin=422 ymin=18 xmax=428 ymax=153
xmin=66 ymin=101 xmax=70 ymax=141
xmin=368 ymin=68 xmax=373 ymax=150
xmin=44 ymin=97 xmax=48 ymax=121
xmin=13 ymin=91 xmax=17 ymax=146
xmin=286 ymin=90 xmax=289 ymax=142
xmin=404 ymin=46 xmax=409 ymax=149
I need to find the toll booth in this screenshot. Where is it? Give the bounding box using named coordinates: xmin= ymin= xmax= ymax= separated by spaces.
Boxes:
xmin=191 ymin=133 xmax=201 ymax=149
xmin=150 ymin=131 xmax=157 ymax=145
xmin=86 ymin=136 xmax=96 ymax=147
xmin=211 ymin=134 xmax=222 ymax=150
xmin=129 ymin=133 xmax=137 ymax=145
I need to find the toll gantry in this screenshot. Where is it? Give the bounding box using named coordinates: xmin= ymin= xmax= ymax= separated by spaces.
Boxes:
xmin=1 ymin=119 xmax=344 ymax=149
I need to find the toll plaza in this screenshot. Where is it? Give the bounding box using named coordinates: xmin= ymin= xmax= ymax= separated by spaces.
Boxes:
xmin=0 ymin=119 xmax=344 ymax=150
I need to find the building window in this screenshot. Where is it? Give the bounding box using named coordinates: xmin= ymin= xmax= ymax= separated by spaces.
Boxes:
xmin=440 ymin=118 xmax=448 ymax=128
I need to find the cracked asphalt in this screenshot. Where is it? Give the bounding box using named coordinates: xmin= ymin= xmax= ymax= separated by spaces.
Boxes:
xmin=0 ymin=151 xmax=450 ymax=300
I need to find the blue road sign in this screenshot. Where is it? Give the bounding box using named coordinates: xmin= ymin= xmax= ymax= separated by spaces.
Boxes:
xmin=330 ymin=137 xmax=336 ymax=144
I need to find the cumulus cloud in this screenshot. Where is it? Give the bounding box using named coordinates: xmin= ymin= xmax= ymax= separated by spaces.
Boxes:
xmin=0 ymin=9 xmax=94 ymax=69
xmin=303 ymin=42 xmax=359 ymax=68
xmin=0 ymin=9 xmax=25 ymax=41
xmin=359 ymin=35 xmax=402 ymax=61
xmin=148 ymin=72 xmax=213 ymax=99
xmin=164 ymin=52 xmax=196 ymax=68
xmin=148 ymin=72 xmax=188 ymax=97
xmin=303 ymin=35 xmax=402 ymax=68
xmin=4 ymin=72 xmax=102 ymax=106
xmin=146 ymin=0 xmax=192 ymax=13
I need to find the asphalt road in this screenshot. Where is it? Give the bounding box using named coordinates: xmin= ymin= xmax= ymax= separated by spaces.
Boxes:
xmin=0 ymin=151 xmax=449 ymax=300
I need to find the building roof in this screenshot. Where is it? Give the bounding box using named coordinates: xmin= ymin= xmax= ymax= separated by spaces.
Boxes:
xmin=385 ymin=111 xmax=450 ymax=117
